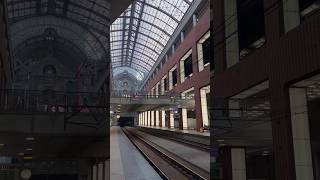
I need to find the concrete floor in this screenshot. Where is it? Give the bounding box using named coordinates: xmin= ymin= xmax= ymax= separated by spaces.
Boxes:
xmin=110 ymin=126 xmax=161 ymax=180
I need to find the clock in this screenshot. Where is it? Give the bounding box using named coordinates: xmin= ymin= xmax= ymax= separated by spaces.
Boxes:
xmin=20 ymin=169 xmax=32 ymax=180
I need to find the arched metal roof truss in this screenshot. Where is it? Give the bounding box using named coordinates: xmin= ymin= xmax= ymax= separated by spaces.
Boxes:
xmin=110 ymin=0 xmax=193 ymax=81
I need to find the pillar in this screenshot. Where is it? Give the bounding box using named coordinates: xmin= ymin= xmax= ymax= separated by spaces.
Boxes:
xmin=283 ymin=0 xmax=300 ymax=33
xmin=146 ymin=111 xmax=148 ymax=126
xmin=98 ymin=162 xmax=103 ymax=180
xmin=166 ymin=111 xmax=170 ymax=128
xmin=231 ymin=148 xmax=246 ymax=180
xmin=147 ymin=111 xmax=151 ymax=126
xmin=178 ymin=108 xmax=183 ymax=130
xmin=182 ymin=108 xmax=188 ymax=130
xmin=92 ymin=165 xmax=97 ymax=180
xmin=200 ymin=86 xmax=210 ymax=127
xmin=151 ymin=111 xmax=154 ymax=127
xmin=159 ymin=111 xmax=162 ymax=127
xmin=105 ymin=160 xmax=109 ymax=180
xmin=155 ymin=111 xmax=159 ymax=127
xmin=224 ymin=0 xmax=239 ymax=68
xmin=219 ymin=147 xmax=246 ymax=180
xmin=170 ymin=111 xmax=174 ymax=128
xmin=161 ymin=111 xmax=165 ymax=128
xmin=144 ymin=111 xmax=147 ymax=126
xmin=270 ymin=84 xmax=296 ymax=180
xmin=138 ymin=113 xmax=140 ymax=125
xmin=195 ymin=89 xmax=203 ymax=131
xmin=142 ymin=112 xmax=145 ymax=126
xmin=289 ymin=88 xmax=314 ymax=180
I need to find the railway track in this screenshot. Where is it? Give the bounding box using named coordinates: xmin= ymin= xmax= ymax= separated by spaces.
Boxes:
xmin=137 ymin=128 xmax=210 ymax=152
xmin=122 ymin=127 xmax=210 ymax=180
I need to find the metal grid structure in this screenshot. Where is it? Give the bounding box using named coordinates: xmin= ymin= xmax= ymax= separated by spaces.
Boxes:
xmin=110 ymin=0 xmax=194 ymax=82
xmin=6 ymin=0 xmax=111 ymax=75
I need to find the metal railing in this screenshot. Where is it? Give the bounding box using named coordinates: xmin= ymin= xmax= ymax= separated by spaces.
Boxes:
xmin=111 ymin=90 xmax=193 ymax=100
xmin=0 ymin=89 xmax=107 ymax=113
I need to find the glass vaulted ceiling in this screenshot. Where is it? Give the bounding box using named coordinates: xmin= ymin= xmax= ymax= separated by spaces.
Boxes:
xmin=6 ymin=0 xmax=110 ymax=61
xmin=110 ymin=0 xmax=194 ymax=82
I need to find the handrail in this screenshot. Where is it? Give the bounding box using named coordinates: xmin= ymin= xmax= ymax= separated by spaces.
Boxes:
xmin=0 ymin=89 xmax=107 ymax=113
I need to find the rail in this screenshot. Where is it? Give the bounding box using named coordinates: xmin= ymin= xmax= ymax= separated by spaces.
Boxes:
xmin=122 ymin=127 xmax=210 ymax=180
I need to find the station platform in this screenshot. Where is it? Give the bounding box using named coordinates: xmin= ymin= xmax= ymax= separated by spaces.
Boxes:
xmin=110 ymin=126 xmax=161 ymax=180
xmin=138 ymin=125 xmax=210 ymax=137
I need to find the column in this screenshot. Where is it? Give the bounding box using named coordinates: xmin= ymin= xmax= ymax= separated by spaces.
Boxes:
xmin=224 ymin=0 xmax=239 ymax=68
xmin=182 ymin=108 xmax=188 ymax=130
xmin=156 ymin=111 xmax=159 ymax=127
xmin=178 ymin=108 xmax=183 ymax=130
xmin=289 ymin=88 xmax=314 ymax=180
xmin=200 ymin=87 xmax=210 ymax=127
xmin=151 ymin=111 xmax=154 ymax=127
xmin=92 ymin=164 xmax=97 ymax=180
xmin=159 ymin=111 xmax=162 ymax=127
xmin=145 ymin=112 xmax=147 ymax=126
xmin=231 ymin=148 xmax=246 ymax=180
xmin=98 ymin=162 xmax=103 ymax=180
xmin=162 ymin=111 xmax=165 ymax=128
xmin=283 ymin=0 xmax=300 ymax=33
xmin=170 ymin=111 xmax=174 ymax=128
xmin=147 ymin=111 xmax=150 ymax=126
xmin=142 ymin=112 xmax=144 ymax=126
xmin=166 ymin=111 xmax=170 ymax=128
xmin=105 ymin=160 xmax=109 ymax=180
xmin=138 ymin=113 xmax=141 ymax=125
xmin=195 ymin=89 xmax=203 ymax=131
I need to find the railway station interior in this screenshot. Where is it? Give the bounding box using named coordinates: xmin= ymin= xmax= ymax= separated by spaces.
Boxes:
xmin=0 ymin=0 xmax=320 ymax=180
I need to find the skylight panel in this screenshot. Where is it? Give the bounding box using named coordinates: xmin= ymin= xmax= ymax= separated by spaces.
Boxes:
xmin=110 ymin=0 xmax=194 ymax=82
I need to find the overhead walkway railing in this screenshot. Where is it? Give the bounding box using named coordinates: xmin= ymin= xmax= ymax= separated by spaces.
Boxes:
xmin=0 ymin=89 xmax=107 ymax=113
xmin=110 ymin=90 xmax=195 ymax=109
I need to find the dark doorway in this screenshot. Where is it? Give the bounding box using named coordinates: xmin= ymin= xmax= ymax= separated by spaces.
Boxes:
xmin=118 ymin=117 xmax=134 ymax=127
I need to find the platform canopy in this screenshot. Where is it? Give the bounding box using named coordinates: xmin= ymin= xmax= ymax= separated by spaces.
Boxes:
xmin=110 ymin=0 xmax=194 ymax=83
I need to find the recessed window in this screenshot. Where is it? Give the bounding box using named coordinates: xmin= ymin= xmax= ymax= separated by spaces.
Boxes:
xmin=164 ymin=77 xmax=168 ymax=92
xmin=202 ymin=38 xmax=210 ymax=66
xmin=237 ymin=0 xmax=266 ymax=59
xmin=197 ymin=31 xmax=211 ymax=72
xmin=180 ymin=49 xmax=192 ymax=83
xmin=184 ymin=55 xmax=193 ymax=78
xmin=172 ymin=69 xmax=178 ymax=86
